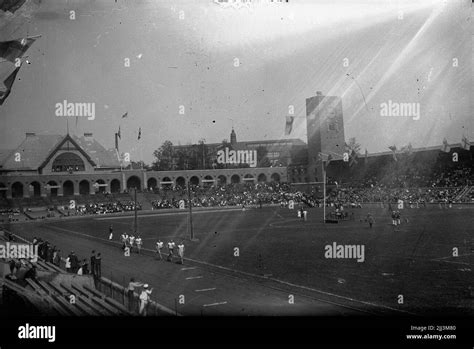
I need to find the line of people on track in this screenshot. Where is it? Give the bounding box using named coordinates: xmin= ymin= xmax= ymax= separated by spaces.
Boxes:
xmin=120 ymin=233 xmax=143 ymax=254
xmin=119 ymin=233 xmax=185 ymax=264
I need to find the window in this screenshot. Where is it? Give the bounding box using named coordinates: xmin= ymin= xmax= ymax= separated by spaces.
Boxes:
xmin=51 ymin=152 xmax=85 ymax=172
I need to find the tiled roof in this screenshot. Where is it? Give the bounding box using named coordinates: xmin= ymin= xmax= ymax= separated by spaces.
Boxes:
xmin=0 ymin=134 xmax=120 ymax=171
xmin=0 ymin=149 xmax=14 ymax=167
xmin=1 ymin=134 xmax=64 ymax=170
xmin=72 ymin=135 xmax=120 ymax=168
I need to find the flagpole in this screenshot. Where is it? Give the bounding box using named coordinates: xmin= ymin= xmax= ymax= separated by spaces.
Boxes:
xmin=188 ymin=185 xmax=194 ymax=240
xmin=323 ymin=162 xmax=326 ymax=224
xmin=134 ymin=187 xmax=138 ymax=235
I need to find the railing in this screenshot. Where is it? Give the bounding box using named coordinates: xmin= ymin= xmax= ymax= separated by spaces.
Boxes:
xmin=94 ymin=277 xmax=177 ymax=316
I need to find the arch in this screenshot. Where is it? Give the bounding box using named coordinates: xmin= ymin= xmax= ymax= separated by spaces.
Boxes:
xmin=63 ymin=180 xmax=74 ymax=196
xmin=244 ymin=174 xmax=255 ymax=182
xmin=231 ymin=174 xmax=240 ymax=184
xmin=203 ymin=175 xmax=214 ymax=187
xmin=110 ymin=179 xmax=121 ymax=194
xmin=189 ymin=176 xmax=199 ymax=186
xmin=176 ymin=176 xmax=186 ymax=187
xmin=0 ymin=182 xmax=6 ymax=198
xmin=12 ymin=182 xmax=24 ymax=198
xmin=47 ymin=180 xmax=58 ymax=197
xmin=126 ymin=176 xmax=141 ymax=190
xmin=147 ymin=177 xmax=158 ymax=190
xmin=29 ymin=181 xmax=41 ymax=197
xmin=161 ymin=176 xmax=172 ymax=189
xmin=79 ymin=180 xmax=90 ymax=195
xmin=257 ymin=173 xmax=267 ymax=182
xmin=52 ymin=152 xmax=85 ymax=172
xmin=94 ymin=179 xmax=106 ymax=194
xmin=271 ymin=173 xmax=281 ymax=182
xmin=217 ymin=175 xmax=227 ymax=186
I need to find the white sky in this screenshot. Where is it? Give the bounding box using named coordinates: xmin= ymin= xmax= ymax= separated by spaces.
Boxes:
xmin=0 ymin=0 xmax=471 ymax=164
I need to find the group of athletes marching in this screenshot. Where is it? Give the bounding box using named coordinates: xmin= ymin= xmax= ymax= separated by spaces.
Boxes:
xmin=118 ymin=234 xmax=185 ymax=264
xmin=120 ymin=233 xmax=144 ymax=253
xmin=155 ymin=239 xmax=185 ymax=264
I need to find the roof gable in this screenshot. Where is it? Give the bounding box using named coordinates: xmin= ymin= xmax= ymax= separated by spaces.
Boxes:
xmin=38 ymin=134 xmax=97 ymax=170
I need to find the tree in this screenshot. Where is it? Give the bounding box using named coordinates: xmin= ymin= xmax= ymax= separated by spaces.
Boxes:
xmin=152 ymin=140 xmax=174 ymax=171
xmin=345 ymin=137 xmax=362 ymax=155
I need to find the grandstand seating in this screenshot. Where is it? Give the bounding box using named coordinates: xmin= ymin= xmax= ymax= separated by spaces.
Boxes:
xmin=1 ymin=231 xmax=133 ymax=316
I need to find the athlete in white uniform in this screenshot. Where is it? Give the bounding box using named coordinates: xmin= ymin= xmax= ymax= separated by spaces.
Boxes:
xmin=177 ymin=242 xmax=184 ymax=264
xmin=136 ymin=237 xmax=142 ymax=254
xmin=156 ymin=240 xmax=163 ymax=260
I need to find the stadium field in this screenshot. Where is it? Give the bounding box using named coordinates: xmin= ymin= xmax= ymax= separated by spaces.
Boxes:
xmin=5 ymin=204 xmax=474 ymax=316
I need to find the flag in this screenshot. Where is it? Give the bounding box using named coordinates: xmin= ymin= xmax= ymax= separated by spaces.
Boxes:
xmin=137 ymin=127 xmax=141 ymax=140
xmin=440 ymin=138 xmax=451 ymax=153
xmin=284 ymin=116 xmax=294 ymax=135
xmin=122 ymin=112 xmax=128 ymax=118
xmin=461 ymin=135 xmax=470 ymax=150
xmin=388 ymin=145 xmax=398 ymax=161
xmin=117 ymin=126 xmax=121 ymax=139
xmin=0 ymin=0 xmax=27 ymax=13
xmin=0 ymin=66 xmax=21 ymax=105
xmin=0 ymin=37 xmax=38 ymax=63
xmin=349 ymin=150 xmax=358 ymax=167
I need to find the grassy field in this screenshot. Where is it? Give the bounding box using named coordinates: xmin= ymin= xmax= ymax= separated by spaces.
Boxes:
xmin=6 ymin=204 xmax=474 ymax=315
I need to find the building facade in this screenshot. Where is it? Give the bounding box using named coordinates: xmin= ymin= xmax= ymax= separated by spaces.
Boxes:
xmin=0 ymin=133 xmax=288 ymax=199
xmin=306 ymin=91 xmax=346 ymax=182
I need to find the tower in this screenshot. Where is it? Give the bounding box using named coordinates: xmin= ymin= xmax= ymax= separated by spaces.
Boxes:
xmin=230 ymin=128 xmax=237 ymax=147
xmin=306 ymin=91 xmax=345 ymax=181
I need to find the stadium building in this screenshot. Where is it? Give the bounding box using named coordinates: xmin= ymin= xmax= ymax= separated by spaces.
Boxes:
xmin=0 ymin=132 xmax=288 ymax=200
xmin=0 ymin=91 xmax=471 ymax=200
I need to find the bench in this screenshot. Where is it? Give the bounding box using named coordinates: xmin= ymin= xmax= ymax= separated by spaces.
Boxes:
xmin=76 ymin=284 xmax=119 ymax=315
xmin=25 ymin=278 xmax=70 ymax=316
xmin=55 ymin=294 xmax=85 ymax=316
xmin=59 ymin=283 xmax=109 ymax=316
xmin=44 ymin=261 xmax=64 ymax=273
xmin=83 ymin=284 xmax=131 ymax=315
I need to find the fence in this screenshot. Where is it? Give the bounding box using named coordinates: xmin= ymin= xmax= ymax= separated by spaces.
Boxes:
xmin=94 ymin=276 xmax=178 ymax=316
